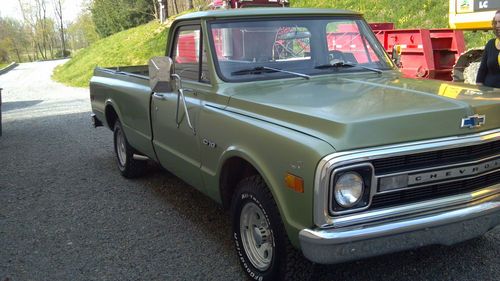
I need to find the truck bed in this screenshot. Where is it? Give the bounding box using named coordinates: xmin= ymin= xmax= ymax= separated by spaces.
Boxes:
xmin=90 ymin=65 xmax=156 ymax=160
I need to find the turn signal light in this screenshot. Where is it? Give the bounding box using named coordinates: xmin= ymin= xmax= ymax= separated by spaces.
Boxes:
xmin=285 ymin=173 xmax=304 ymax=193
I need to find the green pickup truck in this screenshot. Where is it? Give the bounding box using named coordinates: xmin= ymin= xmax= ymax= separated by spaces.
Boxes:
xmin=89 ymin=8 xmax=500 ymax=281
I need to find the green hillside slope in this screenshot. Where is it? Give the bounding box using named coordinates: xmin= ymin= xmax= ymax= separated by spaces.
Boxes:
xmin=52 ymin=21 xmax=168 ymax=87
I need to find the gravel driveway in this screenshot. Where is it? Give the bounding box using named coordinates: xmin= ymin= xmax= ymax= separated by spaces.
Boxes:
xmin=0 ymin=60 xmax=499 ymax=281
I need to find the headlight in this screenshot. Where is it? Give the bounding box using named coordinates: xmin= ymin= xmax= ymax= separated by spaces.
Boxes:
xmin=334 ymin=172 xmax=364 ymax=208
xmin=330 ymin=164 xmax=372 ymax=214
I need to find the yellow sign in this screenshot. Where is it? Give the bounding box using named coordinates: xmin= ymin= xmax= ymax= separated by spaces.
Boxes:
xmin=438 ymin=83 xmax=483 ymax=99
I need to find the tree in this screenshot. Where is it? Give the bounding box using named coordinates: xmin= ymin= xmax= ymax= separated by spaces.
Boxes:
xmin=151 ymin=0 xmax=159 ymax=20
xmin=0 ymin=17 xmax=29 ymax=62
xmin=17 ymin=0 xmax=57 ymax=60
xmin=53 ymin=0 xmax=67 ymax=57
xmin=35 ymin=0 xmax=49 ymax=59
xmin=90 ymin=0 xmax=156 ymax=37
xmin=172 ymin=0 xmax=179 ymax=14
xmin=18 ymin=0 xmax=40 ymax=60
xmin=66 ymin=11 xmax=99 ymax=49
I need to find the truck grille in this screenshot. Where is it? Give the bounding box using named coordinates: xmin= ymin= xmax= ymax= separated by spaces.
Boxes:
xmin=367 ymin=139 xmax=500 ymax=210
xmin=317 ymin=130 xmax=500 ymax=228
xmin=370 ymin=170 xmax=500 ymax=208
xmin=372 ymin=140 xmax=500 ymax=174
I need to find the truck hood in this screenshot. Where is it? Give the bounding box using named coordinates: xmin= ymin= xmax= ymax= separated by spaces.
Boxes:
xmin=224 ymin=74 xmax=500 ymax=151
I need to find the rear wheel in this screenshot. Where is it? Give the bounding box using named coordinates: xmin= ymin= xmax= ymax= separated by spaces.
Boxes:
xmin=113 ymin=120 xmax=146 ymax=178
xmin=231 ymin=175 xmax=313 ymax=281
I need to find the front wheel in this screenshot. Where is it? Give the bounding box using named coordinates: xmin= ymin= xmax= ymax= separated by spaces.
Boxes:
xmin=231 ymin=176 xmax=313 ymax=281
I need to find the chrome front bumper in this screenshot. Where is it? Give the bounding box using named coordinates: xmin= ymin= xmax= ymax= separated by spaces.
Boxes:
xmin=299 ymin=192 xmax=500 ymax=264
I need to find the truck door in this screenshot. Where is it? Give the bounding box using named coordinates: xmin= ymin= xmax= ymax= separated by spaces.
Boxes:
xmin=151 ymin=24 xmax=208 ymax=189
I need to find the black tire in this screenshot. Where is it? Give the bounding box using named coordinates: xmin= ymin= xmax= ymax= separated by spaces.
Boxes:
xmin=230 ymin=175 xmax=314 ymax=281
xmin=113 ymin=120 xmax=147 ymax=178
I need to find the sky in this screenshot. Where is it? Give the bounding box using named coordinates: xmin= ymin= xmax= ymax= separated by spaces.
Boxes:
xmin=0 ymin=0 xmax=88 ymax=23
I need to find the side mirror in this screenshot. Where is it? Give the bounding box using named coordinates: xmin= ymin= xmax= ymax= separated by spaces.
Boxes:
xmin=149 ymin=56 xmax=173 ymax=92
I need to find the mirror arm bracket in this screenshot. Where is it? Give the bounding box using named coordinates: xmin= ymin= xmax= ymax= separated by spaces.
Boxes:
xmin=172 ymin=74 xmax=196 ymax=135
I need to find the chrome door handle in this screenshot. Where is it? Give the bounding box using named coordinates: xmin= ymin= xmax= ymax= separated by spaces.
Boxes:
xmin=153 ymin=93 xmax=167 ymax=100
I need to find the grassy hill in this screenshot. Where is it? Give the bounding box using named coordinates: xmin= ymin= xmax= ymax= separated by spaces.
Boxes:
xmin=52 ymin=21 xmax=168 ymax=87
xmin=53 ymin=1 xmax=494 ymax=87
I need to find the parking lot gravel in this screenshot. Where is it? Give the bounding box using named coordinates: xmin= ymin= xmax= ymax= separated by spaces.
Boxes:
xmin=0 ymin=60 xmax=499 ymax=281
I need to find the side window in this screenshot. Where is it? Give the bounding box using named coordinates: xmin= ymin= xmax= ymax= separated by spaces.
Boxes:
xmin=172 ymin=25 xmax=210 ymax=83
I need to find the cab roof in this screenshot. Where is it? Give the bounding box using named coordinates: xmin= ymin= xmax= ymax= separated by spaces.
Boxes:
xmin=175 ymin=7 xmax=362 ymax=21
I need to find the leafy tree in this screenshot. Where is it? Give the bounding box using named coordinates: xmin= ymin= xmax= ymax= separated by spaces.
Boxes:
xmin=0 ymin=17 xmax=30 ymax=62
xmin=90 ymin=0 xmax=156 ymax=37
xmin=66 ymin=11 xmax=100 ymax=49
xmin=53 ymin=0 xmax=67 ymax=57
xmin=17 ymin=0 xmax=56 ymax=60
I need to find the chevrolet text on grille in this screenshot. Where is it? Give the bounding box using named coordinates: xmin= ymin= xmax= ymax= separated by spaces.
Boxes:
xmin=379 ymin=157 xmax=500 ymax=192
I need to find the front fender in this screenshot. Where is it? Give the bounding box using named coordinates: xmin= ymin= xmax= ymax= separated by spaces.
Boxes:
xmin=199 ymin=106 xmax=334 ymax=247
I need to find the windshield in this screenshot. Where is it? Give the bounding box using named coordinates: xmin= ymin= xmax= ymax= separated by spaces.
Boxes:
xmin=208 ymin=17 xmax=394 ymax=82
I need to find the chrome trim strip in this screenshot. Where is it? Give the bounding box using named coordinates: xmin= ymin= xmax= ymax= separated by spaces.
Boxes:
xmin=132 ymin=154 xmax=149 ymax=161
xmin=333 ymin=185 xmax=499 ymax=228
xmin=314 ymin=128 xmax=500 ymax=228
xmin=376 ymin=168 xmax=500 ymax=195
xmin=376 ymin=155 xmax=499 ymax=192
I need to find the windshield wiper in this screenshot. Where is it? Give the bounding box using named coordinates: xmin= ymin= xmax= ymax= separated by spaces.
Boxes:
xmin=231 ymin=66 xmax=310 ymax=80
xmin=315 ymin=62 xmax=383 ymax=74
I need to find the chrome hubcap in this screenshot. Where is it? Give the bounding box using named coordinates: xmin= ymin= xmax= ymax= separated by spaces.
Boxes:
xmin=116 ymin=129 xmax=127 ymax=166
xmin=240 ymin=202 xmax=273 ymax=271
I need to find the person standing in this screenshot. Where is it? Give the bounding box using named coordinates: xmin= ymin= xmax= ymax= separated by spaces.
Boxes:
xmin=476 ymin=10 xmax=500 ymax=88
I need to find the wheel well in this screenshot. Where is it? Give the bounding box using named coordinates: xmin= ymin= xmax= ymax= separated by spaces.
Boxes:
xmin=105 ymin=105 xmax=118 ymax=130
xmin=219 ymin=157 xmax=259 ymax=210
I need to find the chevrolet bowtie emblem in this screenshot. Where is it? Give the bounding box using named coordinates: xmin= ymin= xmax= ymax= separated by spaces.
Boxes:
xmin=461 ymin=114 xmax=486 ymax=129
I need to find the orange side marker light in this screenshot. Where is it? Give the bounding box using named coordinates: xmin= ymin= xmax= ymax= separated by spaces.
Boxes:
xmin=285 ymin=173 xmax=304 ymax=193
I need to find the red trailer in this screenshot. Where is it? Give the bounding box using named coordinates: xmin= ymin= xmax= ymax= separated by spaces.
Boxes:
xmin=370 ymin=23 xmax=466 ymax=81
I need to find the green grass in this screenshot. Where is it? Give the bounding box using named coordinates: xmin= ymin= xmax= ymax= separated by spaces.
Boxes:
xmin=52 ymin=21 xmax=168 ymax=87
xmin=0 ymin=62 xmax=9 ymax=69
